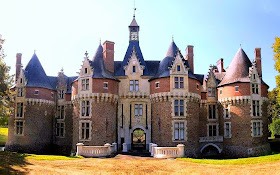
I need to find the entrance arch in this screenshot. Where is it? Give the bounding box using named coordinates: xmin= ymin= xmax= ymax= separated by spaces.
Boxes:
xmin=131 ymin=128 xmax=146 ymax=151
xmin=200 ymin=143 xmax=222 ymax=158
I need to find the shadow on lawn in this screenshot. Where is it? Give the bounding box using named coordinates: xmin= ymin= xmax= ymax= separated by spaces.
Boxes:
xmin=0 ymin=151 xmax=31 ymax=174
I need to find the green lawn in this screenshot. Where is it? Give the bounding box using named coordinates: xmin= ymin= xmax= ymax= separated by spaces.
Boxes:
xmin=25 ymin=154 xmax=83 ymax=160
xmin=178 ymin=153 xmax=280 ymax=165
xmin=0 ymin=127 xmax=8 ymax=145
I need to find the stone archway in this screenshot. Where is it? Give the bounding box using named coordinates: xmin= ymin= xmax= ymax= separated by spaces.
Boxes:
xmin=131 ymin=128 xmax=146 ymax=151
xmin=200 ymin=143 xmax=222 ymax=158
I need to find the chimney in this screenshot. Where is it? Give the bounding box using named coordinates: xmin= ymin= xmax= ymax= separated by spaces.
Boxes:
xmin=16 ymin=53 xmax=22 ymax=82
xmin=103 ymin=40 xmax=115 ymax=73
xmin=185 ymin=45 xmax=194 ymax=73
xmin=255 ymin=48 xmax=262 ymax=77
xmin=216 ymin=58 xmax=224 ymax=73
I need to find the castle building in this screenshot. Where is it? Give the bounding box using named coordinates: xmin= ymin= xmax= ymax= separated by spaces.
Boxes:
xmin=6 ymin=16 xmax=270 ymax=158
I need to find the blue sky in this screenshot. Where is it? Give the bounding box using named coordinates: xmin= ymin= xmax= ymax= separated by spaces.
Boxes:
xmin=1 ymin=0 xmax=279 ymax=89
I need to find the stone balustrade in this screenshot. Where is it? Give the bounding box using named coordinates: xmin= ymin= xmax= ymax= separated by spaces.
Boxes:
xmin=150 ymin=143 xmax=185 ymax=158
xmin=199 ymin=136 xmax=223 ymax=143
xmin=76 ymin=143 xmax=117 ymax=157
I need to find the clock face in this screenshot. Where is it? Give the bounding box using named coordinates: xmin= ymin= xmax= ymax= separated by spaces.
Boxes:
xmin=131 ymin=32 xmax=138 ymax=40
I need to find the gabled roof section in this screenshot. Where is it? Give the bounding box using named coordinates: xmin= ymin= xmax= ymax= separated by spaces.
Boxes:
xmin=115 ymin=41 xmax=149 ymax=76
xmin=90 ymin=44 xmax=119 ymax=81
xmin=24 ymin=53 xmax=54 ymax=90
xmin=219 ymin=48 xmax=252 ymax=86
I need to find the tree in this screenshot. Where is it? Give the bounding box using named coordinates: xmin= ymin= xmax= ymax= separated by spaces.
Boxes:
xmin=268 ymin=88 xmax=280 ymax=123
xmin=272 ymin=37 xmax=280 ymax=102
xmin=0 ymin=34 xmax=13 ymax=126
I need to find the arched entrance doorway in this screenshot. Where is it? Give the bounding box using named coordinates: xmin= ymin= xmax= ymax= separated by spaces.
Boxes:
xmin=201 ymin=143 xmax=222 ymax=158
xmin=131 ymin=128 xmax=146 ymax=151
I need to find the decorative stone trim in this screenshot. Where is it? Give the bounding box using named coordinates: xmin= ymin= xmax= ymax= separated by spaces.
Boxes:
xmin=120 ymin=91 xmax=149 ymax=99
xmin=199 ymin=136 xmax=223 ymax=143
xmin=218 ymin=96 xmax=251 ymax=105
xmin=171 ymin=99 xmax=187 ymax=118
xmin=150 ymin=92 xmax=201 ymax=103
xmin=261 ymin=97 xmax=269 ymax=101
xmin=14 ymin=120 xmax=25 ymax=136
xmin=72 ymin=93 xmax=119 ymax=104
xmin=79 ymin=120 xmax=92 ymax=141
xmin=224 ymin=122 xmax=232 ymax=138
xmin=223 ymin=104 xmax=231 ymax=119
xmin=207 ymin=123 xmax=219 ymax=137
xmin=25 ymin=98 xmax=55 ymax=106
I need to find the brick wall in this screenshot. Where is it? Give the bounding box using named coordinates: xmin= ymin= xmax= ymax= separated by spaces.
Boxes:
xmin=218 ymin=83 xmax=250 ymax=99
xmin=92 ymin=79 xmax=119 ymax=95
xmin=150 ymin=77 xmax=170 ymax=94
xmin=26 ymin=87 xmax=55 ymax=101
xmin=188 ymin=78 xmax=201 ymax=95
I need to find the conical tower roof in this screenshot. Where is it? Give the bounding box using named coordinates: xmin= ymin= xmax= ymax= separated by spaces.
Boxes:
xmin=166 ymin=41 xmax=178 ymax=57
xmin=129 ymin=17 xmax=139 ymax=27
xmin=219 ymin=48 xmax=252 ymax=86
xmin=24 ymin=53 xmax=53 ymax=89
xmin=90 ymin=44 xmax=118 ymax=81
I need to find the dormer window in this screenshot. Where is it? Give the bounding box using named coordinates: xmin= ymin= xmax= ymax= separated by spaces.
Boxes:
xmin=82 ymin=79 xmax=89 ymax=91
xmin=177 ymin=65 xmax=181 ymax=72
xmin=17 ymin=88 xmax=23 ymax=97
xmin=253 ymin=74 xmax=256 ymax=80
xmin=20 ymin=78 xmax=23 ymax=84
xmin=85 ymin=68 xmax=88 ymax=74
xmin=235 ymin=86 xmax=239 ymax=92
xmin=34 ymin=90 xmax=39 ymax=95
xmin=208 ymin=87 xmax=216 ymax=97
xmin=133 ymin=66 xmax=136 ymax=73
xmin=58 ymin=90 xmax=64 ymax=99
xmin=104 ymin=82 xmax=108 ymax=89
xmin=130 ymin=80 xmax=139 ymax=91
xmin=174 ymin=77 xmax=184 ymax=89
xmin=252 ymin=84 xmax=259 ymax=94
xmin=155 ymin=82 xmax=160 ymax=89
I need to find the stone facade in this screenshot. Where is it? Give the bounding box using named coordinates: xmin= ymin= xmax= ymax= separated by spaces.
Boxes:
xmin=6 ymin=17 xmax=271 ymax=158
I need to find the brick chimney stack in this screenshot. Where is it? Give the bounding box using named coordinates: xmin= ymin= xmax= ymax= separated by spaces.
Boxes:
xmin=185 ymin=45 xmax=194 ymax=73
xmin=16 ymin=53 xmax=22 ymax=82
xmin=103 ymin=41 xmax=115 ymax=73
xmin=255 ymin=48 xmax=262 ymax=77
xmin=216 ymin=58 xmax=224 ymax=73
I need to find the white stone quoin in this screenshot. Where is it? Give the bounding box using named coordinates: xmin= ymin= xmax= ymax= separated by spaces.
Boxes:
xmin=122 ymin=143 xmax=128 ymax=152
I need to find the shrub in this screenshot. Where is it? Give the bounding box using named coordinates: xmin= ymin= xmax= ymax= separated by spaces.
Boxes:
xmin=269 ymin=118 xmax=280 ymax=138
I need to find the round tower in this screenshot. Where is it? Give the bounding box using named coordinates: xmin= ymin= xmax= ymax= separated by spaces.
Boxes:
xmin=217 ymin=48 xmax=270 ymax=157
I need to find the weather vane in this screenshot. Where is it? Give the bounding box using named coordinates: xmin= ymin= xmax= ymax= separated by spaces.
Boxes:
xmin=85 ymin=51 xmax=88 ymax=58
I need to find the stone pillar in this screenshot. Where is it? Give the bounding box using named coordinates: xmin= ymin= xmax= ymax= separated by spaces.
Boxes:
xmin=122 ymin=143 xmax=128 ymax=152
xmin=149 ymin=143 xmax=154 ymax=153
xmin=151 ymin=144 xmax=158 ymax=157
xmin=177 ymin=144 xmax=185 ymax=158
xmin=112 ymin=142 xmax=117 ymax=153
xmin=104 ymin=143 xmax=111 ymax=153
xmin=76 ymin=143 xmax=84 ymax=156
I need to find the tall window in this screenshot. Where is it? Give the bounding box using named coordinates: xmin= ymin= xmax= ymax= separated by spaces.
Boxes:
xmin=224 ymin=122 xmax=231 ymax=138
xmin=135 ymin=104 xmax=143 ymax=116
xmin=81 ymin=101 xmax=90 ymax=117
xmin=208 ymin=124 xmax=217 ymax=136
xmin=80 ymin=122 xmax=91 ymax=140
xmin=174 ymin=122 xmax=185 ymax=141
xmin=56 ymin=122 xmax=65 ymax=137
xmin=17 ymin=88 xmax=23 ymax=97
xmin=177 ymin=65 xmax=181 ymax=72
xmin=252 ymin=100 xmax=260 ymax=117
xmin=174 ymin=100 xmax=184 ymax=117
xmin=208 ymin=87 xmax=216 ymax=97
xmin=82 ymin=79 xmax=89 ymax=90
xmin=174 ymin=77 xmax=184 ymax=89
xmin=224 ymin=104 xmax=230 ymax=119
xmin=129 ymin=80 xmax=139 ymax=91
xmin=58 ymin=90 xmax=64 ymax=99
xmin=16 ymin=103 xmax=24 ymax=118
xmin=252 ymin=84 xmax=259 ymax=94
xmin=57 ymin=105 xmax=65 ymax=119
xmin=133 ymin=66 xmax=136 ymax=73
xmin=252 ymin=121 xmax=261 ymax=136
xmin=15 ymin=121 xmax=23 ymax=135
xmin=209 ymin=105 xmax=216 ymax=119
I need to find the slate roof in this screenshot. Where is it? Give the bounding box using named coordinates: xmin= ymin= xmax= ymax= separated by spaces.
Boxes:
xmin=218 ymin=48 xmax=252 ymax=86
xmin=149 ymin=41 xmax=200 ymax=81
xmin=129 ymin=17 xmax=139 ymax=27
xmin=24 ymin=54 xmax=54 ymax=90
xmin=114 ymin=41 xmax=149 ymax=76
xmin=90 ymin=44 xmax=119 ymax=81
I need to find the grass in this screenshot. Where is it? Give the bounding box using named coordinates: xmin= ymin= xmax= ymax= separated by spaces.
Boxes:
xmin=0 ymin=127 xmax=8 ymax=145
xmin=178 ymin=153 xmax=280 ymax=165
xmin=25 ymin=154 xmax=83 ymax=160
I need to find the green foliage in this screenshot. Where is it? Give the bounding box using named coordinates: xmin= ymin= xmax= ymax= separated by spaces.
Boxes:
xmin=268 ymin=88 xmax=280 ymax=123
xmin=0 ymin=127 xmax=8 ymax=145
xmin=0 ymin=35 xmax=13 ymax=126
xmin=269 ymin=118 xmax=280 ymax=138
xmin=178 ymin=153 xmax=280 ymax=165
xmin=272 ymin=37 xmax=280 ymax=103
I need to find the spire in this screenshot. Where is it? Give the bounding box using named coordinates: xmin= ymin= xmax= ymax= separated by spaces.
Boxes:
xmin=166 ymin=40 xmax=178 ymax=57
xmin=133 ymin=0 xmax=136 ymax=18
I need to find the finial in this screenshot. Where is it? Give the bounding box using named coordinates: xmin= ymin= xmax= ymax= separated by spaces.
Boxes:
xmin=34 ymin=50 xmax=36 ymax=54
xmin=61 ymin=67 xmax=64 ymax=73
xmin=99 ymin=38 xmax=101 ymax=45
xmin=172 ymin=35 xmax=174 ymax=42
xmin=133 ymin=0 xmax=136 ymax=18
xmin=240 ymin=44 xmax=242 ymax=48
xmin=84 ymin=51 xmax=88 ymax=58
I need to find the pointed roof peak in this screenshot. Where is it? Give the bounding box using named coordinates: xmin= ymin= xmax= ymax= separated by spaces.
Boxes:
xmin=129 ymin=18 xmax=139 ymax=27
xmin=93 ymin=44 xmax=103 ymax=61
xmin=166 ymin=41 xmax=178 ymax=57
xmin=219 ymin=47 xmax=252 ymax=86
